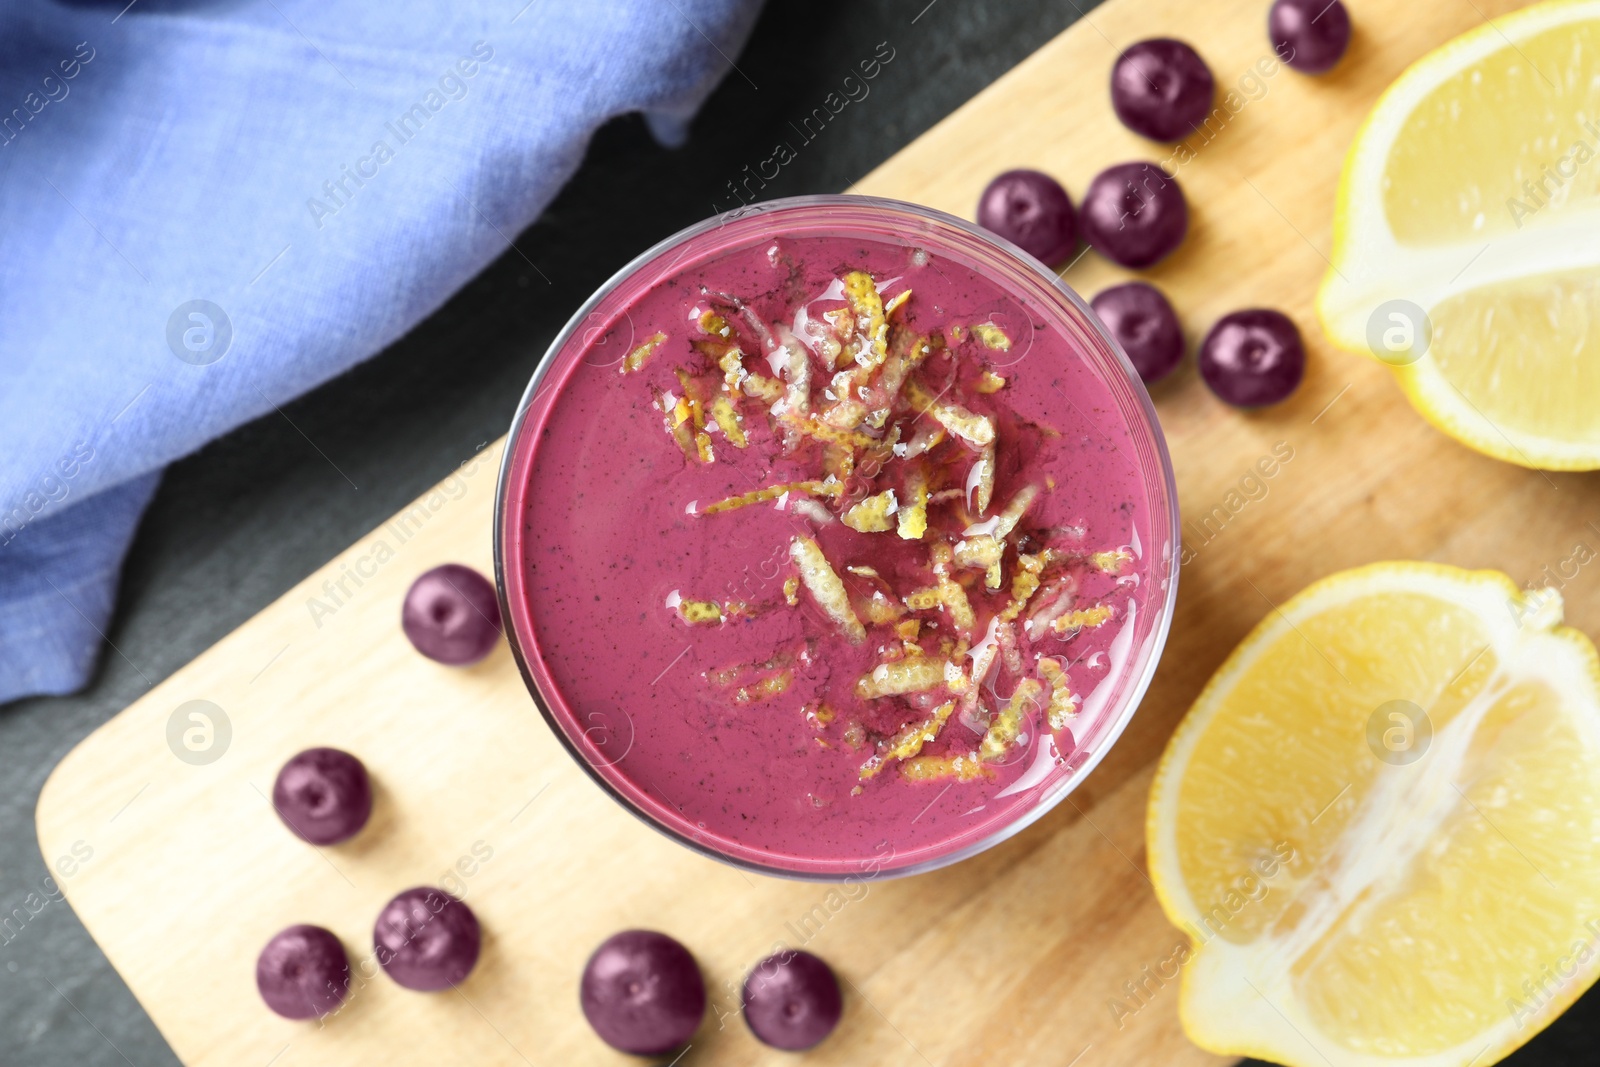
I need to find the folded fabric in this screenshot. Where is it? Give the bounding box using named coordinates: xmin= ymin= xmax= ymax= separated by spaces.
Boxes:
xmin=0 ymin=0 xmax=764 ymax=704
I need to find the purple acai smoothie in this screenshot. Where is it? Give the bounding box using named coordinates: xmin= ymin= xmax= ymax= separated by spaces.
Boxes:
xmin=503 ymin=211 xmax=1167 ymax=877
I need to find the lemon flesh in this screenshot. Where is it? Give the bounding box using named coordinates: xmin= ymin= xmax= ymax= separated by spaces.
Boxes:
xmin=1148 ymin=562 xmax=1600 ymax=1067
xmin=1382 ymin=19 xmax=1600 ymax=246
xmin=1319 ymin=1 xmax=1600 ymax=469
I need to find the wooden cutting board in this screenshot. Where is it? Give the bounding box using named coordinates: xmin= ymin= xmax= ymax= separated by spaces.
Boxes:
xmin=39 ymin=0 xmax=1579 ymax=1064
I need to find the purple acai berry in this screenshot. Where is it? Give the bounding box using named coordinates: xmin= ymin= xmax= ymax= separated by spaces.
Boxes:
xmin=742 ymin=950 xmax=844 ymax=1051
xmin=580 ymin=930 xmax=705 ymax=1056
xmin=1270 ymin=0 xmax=1352 ymax=74
xmin=402 ymin=563 xmax=502 ymax=665
xmin=976 ymin=169 xmax=1077 ymax=266
xmin=1110 ymin=38 xmax=1215 ymax=142
xmin=1199 ymin=308 xmax=1305 ymax=407
xmin=373 ymin=887 xmax=481 ymax=992
xmin=273 ymin=747 xmax=372 ymax=846
xmin=1079 ymin=162 xmax=1188 ymax=269
xmin=256 ymin=924 xmax=350 ymax=1020
xmin=1091 ymin=282 xmax=1184 ymax=385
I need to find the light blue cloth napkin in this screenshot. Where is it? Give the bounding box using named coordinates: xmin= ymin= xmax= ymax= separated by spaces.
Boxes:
xmin=0 ymin=0 xmax=763 ymax=703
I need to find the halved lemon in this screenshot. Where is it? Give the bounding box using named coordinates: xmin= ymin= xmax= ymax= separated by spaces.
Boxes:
xmin=1147 ymin=562 xmax=1600 ymax=1067
xmin=1318 ymin=0 xmax=1600 ymax=470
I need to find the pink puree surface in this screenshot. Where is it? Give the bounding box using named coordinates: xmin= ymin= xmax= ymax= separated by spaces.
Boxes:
xmin=512 ymin=228 xmax=1158 ymax=875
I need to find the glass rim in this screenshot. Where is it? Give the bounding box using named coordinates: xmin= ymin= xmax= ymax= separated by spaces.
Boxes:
xmin=494 ymin=192 xmax=1182 ymax=882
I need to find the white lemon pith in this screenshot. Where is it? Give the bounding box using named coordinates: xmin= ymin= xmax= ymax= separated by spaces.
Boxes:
xmin=1318 ymin=1 xmax=1600 ymax=469
xmin=1147 ymin=562 xmax=1600 ymax=1066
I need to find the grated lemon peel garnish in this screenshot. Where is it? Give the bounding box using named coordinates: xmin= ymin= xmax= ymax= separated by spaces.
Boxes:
xmin=804 ymin=701 xmax=835 ymax=729
xmin=651 ymin=386 xmax=698 ymax=461
xmin=1091 ymin=549 xmax=1134 ymax=574
xmin=744 ymin=373 xmax=785 ymax=404
xmin=897 ymin=467 xmax=929 ymax=540
xmin=786 ymin=413 xmax=879 ymax=450
xmin=995 ymin=616 xmax=1025 ymax=675
xmin=715 ymin=347 xmax=784 ymax=404
xmin=1038 ymin=657 xmax=1079 ymax=730
xmin=677 ymin=599 xmax=723 ymax=625
xmin=904 ymin=377 xmax=995 ymax=448
xmin=898 ymin=422 xmax=944 ymax=461
xmin=702 ymin=480 xmax=843 ymax=515
xmin=930 ymin=543 xmax=977 ymax=634
xmin=854 ymin=656 xmax=950 ymax=699
xmin=790 ymin=536 xmax=865 ymax=643
xmin=975 ymin=369 xmax=1007 ymax=393
xmin=627 ymin=267 xmax=1147 ymax=792
xmin=823 ymin=307 xmax=856 ymax=369
xmin=869 ymin=332 xmax=934 ymax=426
xmin=802 ymin=314 xmax=843 ymax=367
xmin=732 ymin=670 xmax=793 ymax=704
xmin=860 ymin=590 xmax=905 ymax=625
xmin=979 ymin=678 xmax=1042 ymax=762
xmin=1051 ymin=604 xmax=1113 ymax=634
xmin=992 ymin=485 xmax=1039 ymax=539
xmin=622 ymin=332 xmax=667 ymax=373
xmin=843 ymin=270 xmax=888 ymax=367
xmin=709 ymin=394 xmax=747 ymax=447
xmin=859 ymin=699 xmax=955 ymax=779
xmin=843 ymin=490 xmax=898 ymax=533
xmin=1000 ymin=552 xmax=1046 ymax=622
xmin=698 ymin=310 xmax=732 ymax=337
xmin=901 ymin=751 xmax=992 ymax=783
xmin=953 ymin=535 xmax=1004 ymax=590
xmin=674 ymin=368 xmax=715 ymax=463
xmin=775 ymin=325 xmax=812 ymax=416
xmin=970 ymin=322 xmax=1011 ymax=351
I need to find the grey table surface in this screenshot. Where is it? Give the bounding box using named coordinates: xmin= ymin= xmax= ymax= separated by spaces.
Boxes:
xmin=1 ymin=1 xmax=1593 ymax=1064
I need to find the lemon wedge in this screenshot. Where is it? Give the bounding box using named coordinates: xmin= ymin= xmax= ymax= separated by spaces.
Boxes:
xmin=1148 ymin=562 xmax=1600 ymax=1067
xmin=1318 ymin=1 xmax=1600 ymax=469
